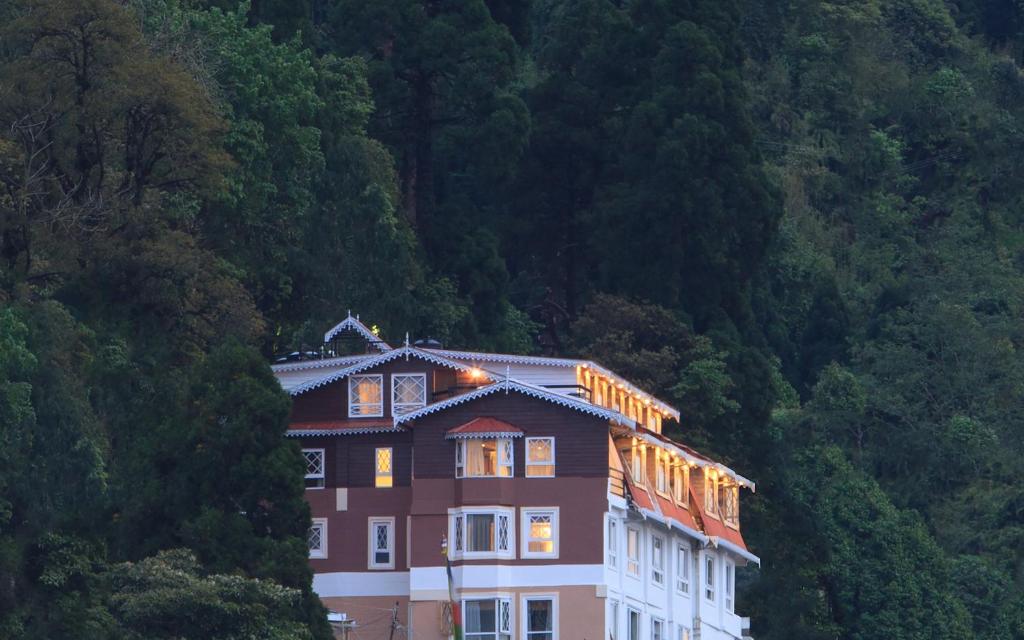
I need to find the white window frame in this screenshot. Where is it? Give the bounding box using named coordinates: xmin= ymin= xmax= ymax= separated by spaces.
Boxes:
xmin=627 ymin=608 xmax=641 ymax=640
xmin=725 ymin=560 xmax=735 ymax=612
xmin=308 ymin=518 xmax=327 ymax=559
xmin=348 ymin=374 xmax=383 ymax=417
xmin=375 ymin=447 xmax=394 ymax=488
xmin=521 ymin=594 xmax=558 ymax=640
xmin=609 ymin=601 xmax=620 ymax=640
xmin=525 ymin=437 xmax=556 ymax=477
xmin=722 ymin=483 xmax=739 ymax=528
xmin=456 ymin=438 xmax=514 ymax=478
xmin=607 ymin=517 xmax=618 ymax=569
xmin=655 ymin=450 xmax=669 ymax=496
xmin=368 ymin=517 xmax=395 ymax=569
xmin=462 ymin=597 xmax=512 ymax=640
xmin=626 ymin=527 xmax=641 ymax=578
xmin=677 ymin=625 xmax=690 ymax=640
xmin=651 ymin=534 xmax=665 ymax=587
xmin=521 ymin=507 xmax=559 ymax=559
xmin=673 ymin=464 xmax=689 ymax=506
xmin=704 ymin=470 xmax=718 ymax=518
xmin=628 ymin=441 xmax=646 ymax=486
xmin=448 ymin=507 xmax=515 ymax=560
xmin=704 ymin=555 xmax=716 ymax=602
xmin=651 ymin=617 xmax=664 ymax=640
xmin=302 ymin=448 xmax=325 ymax=489
xmin=391 ymin=373 xmax=427 ymax=416
xmin=676 ymin=545 xmax=690 ymax=595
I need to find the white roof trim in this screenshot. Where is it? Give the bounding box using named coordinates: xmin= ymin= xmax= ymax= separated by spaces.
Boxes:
xmin=395 ymin=378 xmax=633 ymax=428
xmin=425 ymin=348 xmax=680 ymax=420
xmin=323 ymin=313 xmax=392 ymax=351
xmin=285 ymin=426 xmax=403 ymax=437
xmin=710 ymin=537 xmax=760 ymax=566
xmin=444 ymin=431 xmax=524 ymax=440
xmin=286 ymin=347 xmax=484 ymax=397
xmin=629 ymin=430 xmax=755 ymax=492
xmin=272 ymin=353 xmax=373 ymax=373
xmin=638 ymin=508 xmax=709 ymax=544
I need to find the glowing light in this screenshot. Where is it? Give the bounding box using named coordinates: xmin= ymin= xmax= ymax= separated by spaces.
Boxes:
xmin=469 ymin=367 xmax=483 ymax=379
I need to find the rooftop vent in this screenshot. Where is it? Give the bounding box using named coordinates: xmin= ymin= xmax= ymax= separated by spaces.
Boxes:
xmin=414 ymin=338 xmax=443 ymax=350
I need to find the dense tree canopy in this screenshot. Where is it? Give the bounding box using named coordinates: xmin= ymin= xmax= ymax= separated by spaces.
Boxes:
xmin=4 ymin=0 xmax=1024 ymax=636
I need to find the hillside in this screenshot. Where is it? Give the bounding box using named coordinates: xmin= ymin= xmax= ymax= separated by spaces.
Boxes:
xmin=2 ymin=0 xmax=1024 ymax=637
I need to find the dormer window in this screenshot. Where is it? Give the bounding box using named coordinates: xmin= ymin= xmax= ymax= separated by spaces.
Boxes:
xmin=655 ymin=450 xmax=669 ymax=495
xmin=721 ymin=483 xmax=739 ymax=528
xmin=673 ymin=464 xmax=689 ymax=506
xmin=349 ymin=374 xmax=383 ymax=417
xmin=704 ymin=470 xmax=719 ymax=517
xmin=391 ymin=373 xmax=426 ymax=415
xmin=625 ymin=440 xmax=646 ymax=486
xmin=456 ymin=439 xmax=513 ymax=478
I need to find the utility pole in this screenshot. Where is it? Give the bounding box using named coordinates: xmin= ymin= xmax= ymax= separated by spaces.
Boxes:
xmin=388 ymin=601 xmax=399 ymax=640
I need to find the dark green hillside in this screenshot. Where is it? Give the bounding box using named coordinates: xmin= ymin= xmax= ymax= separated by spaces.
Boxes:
xmin=3 ymin=0 xmax=1024 ymax=636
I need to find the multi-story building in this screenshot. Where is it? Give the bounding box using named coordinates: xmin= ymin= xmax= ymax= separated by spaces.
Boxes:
xmin=273 ymin=314 xmax=759 ymax=640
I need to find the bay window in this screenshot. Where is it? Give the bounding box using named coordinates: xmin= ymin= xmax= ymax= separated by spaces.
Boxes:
xmin=449 ymin=508 xmax=514 ymax=559
xmin=464 ymin=598 xmax=511 ymax=640
xmin=456 ymin=439 xmax=513 ymax=478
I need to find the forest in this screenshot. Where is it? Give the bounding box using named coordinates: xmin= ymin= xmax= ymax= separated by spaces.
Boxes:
xmin=2 ymin=0 xmax=1024 ymax=637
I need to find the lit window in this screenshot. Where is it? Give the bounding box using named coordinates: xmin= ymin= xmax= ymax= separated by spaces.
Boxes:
xmin=725 ymin=560 xmax=735 ymax=612
xmin=607 ymin=518 xmax=618 ymax=569
xmin=627 ymin=528 xmax=641 ymax=577
xmin=673 ymin=464 xmax=689 ymax=505
xmin=349 ymin=374 xmax=383 ymax=417
xmin=721 ymin=483 xmax=739 ymax=528
xmin=651 ymin=535 xmax=665 ymax=586
xmin=628 ymin=609 xmax=641 ymax=640
xmin=464 ymin=598 xmax=511 ymax=640
xmin=705 ymin=556 xmax=715 ymax=602
xmin=526 ymin=437 xmax=555 ymax=477
xmin=676 ymin=545 xmax=690 ymax=595
xmin=524 ymin=597 xmax=555 ymax=639
xmin=456 ymin=439 xmax=513 ymax=478
xmin=308 ymin=518 xmax=327 ymax=558
xmin=375 ymin=447 xmax=393 ymax=488
xmin=522 ymin=508 xmax=558 ymax=558
xmin=704 ymin=470 xmax=718 ymax=516
xmin=302 ymin=448 xmax=325 ymax=489
xmin=628 ymin=442 xmax=645 ymax=485
xmin=655 ymin=451 xmax=669 ymax=494
xmin=651 ymin=618 xmax=664 ymax=640
xmin=368 ymin=517 xmax=394 ymax=569
xmin=391 ymin=373 xmax=426 ymax=415
xmin=449 ymin=508 xmax=514 ymax=559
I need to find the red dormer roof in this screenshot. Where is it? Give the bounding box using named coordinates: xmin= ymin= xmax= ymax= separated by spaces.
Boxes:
xmin=444 ymin=417 xmax=525 ymax=440
xmin=689 ymin=486 xmax=749 ymax=553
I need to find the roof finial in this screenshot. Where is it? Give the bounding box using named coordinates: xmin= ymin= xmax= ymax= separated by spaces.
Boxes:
xmin=505 ymin=365 xmax=510 ymax=394
xmin=347 ymin=309 xmax=351 ymax=318
xmin=405 ymin=332 xmax=410 ymax=348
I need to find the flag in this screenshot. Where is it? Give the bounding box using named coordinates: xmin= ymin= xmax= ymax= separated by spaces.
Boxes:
xmin=443 ymin=536 xmax=462 ymax=640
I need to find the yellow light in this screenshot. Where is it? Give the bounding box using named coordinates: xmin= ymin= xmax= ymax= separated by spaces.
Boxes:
xmin=469 ymin=367 xmax=483 ymax=379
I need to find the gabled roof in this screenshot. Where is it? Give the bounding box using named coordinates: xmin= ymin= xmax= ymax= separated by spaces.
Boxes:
xmin=424 ymin=348 xmax=680 ymax=420
xmin=272 ymin=353 xmax=373 ymax=374
xmin=323 ymin=313 xmax=392 ymax=351
xmin=394 ymin=378 xmax=633 ymax=428
xmin=445 ymin=417 xmax=524 ymax=439
xmin=286 ymin=346 xmax=486 ymax=397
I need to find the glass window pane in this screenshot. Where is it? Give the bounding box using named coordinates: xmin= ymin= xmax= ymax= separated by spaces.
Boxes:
xmin=465 ymin=600 xmax=496 ymax=633
xmin=527 ymin=599 xmax=553 ymax=635
xmin=466 ymin=514 xmax=495 ymax=552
